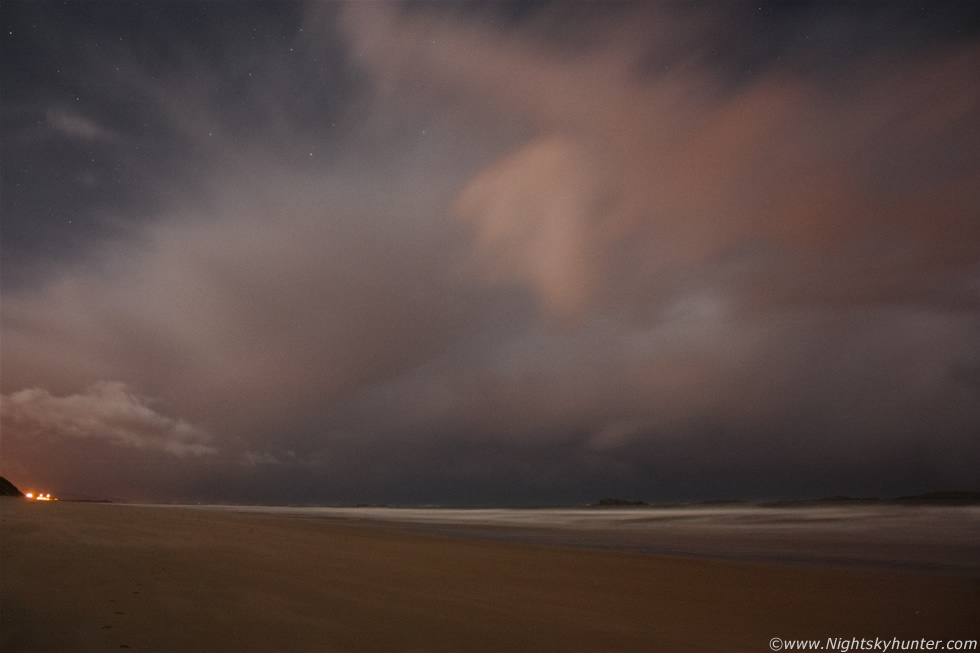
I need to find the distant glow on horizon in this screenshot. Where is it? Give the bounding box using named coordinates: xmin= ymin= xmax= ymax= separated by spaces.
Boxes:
xmin=26 ymin=492 xmax=55 ymax=501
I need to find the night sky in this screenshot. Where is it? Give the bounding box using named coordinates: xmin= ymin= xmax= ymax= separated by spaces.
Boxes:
xmin=2 ymin=1 xmax=979 ymax=504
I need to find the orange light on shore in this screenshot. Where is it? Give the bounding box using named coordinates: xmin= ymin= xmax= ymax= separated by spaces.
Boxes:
xmin=25 ymin=492 xmax=34 ymax=499
xmin=26 ymin=492 xmax=56 ymax=501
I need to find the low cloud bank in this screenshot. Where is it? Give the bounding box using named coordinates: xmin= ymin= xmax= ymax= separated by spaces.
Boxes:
xmin=1 ymin=382 xmax=214 ymax=457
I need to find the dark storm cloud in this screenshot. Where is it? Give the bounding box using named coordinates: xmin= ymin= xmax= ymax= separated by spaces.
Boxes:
xmin=1 ymin=1 xmax=978 ymax=502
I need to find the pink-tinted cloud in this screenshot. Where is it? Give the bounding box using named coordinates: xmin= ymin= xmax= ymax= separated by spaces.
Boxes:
xmin=344 ymin=3 xmax=979 ymax=318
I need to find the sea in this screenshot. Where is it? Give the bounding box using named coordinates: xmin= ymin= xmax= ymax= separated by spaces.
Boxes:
xmin=144 ymin=503 xmax=980 ymax=573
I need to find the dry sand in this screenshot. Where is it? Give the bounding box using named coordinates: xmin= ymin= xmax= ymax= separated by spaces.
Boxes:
xmin=2 ymin=499 xmax=976 ymax=652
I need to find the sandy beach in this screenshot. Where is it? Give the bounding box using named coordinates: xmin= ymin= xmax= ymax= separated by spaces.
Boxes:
xmin=2 ymin=499 xmax=977 ymax=652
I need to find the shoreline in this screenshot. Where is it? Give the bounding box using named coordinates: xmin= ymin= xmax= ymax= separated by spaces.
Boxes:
xmin=137 ymin=502 xmax=980 ymax=575
xmin=3 ymin=500 xmax=977 ymax=652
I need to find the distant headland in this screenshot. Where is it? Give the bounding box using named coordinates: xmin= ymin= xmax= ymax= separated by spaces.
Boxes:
xmin=593 ymin=490 xmax=980 ymax=508
xmin=0 ymin=477 xmax=25 ymax=497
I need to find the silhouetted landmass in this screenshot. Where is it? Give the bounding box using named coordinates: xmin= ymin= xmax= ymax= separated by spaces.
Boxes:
xmin=595 ymin=498 xmax=648 ymax=507
xmin=892 ymin=491 xmax=980 ymax=505
xmin=764 ymin=491 xmax=980 ymax=507
xmin=817 ymin=495 xmax=878 ymax=503
xmin=764 ymin=496 xmax=881 ymax=507
xmin=589 ymin=491 xmax=979 ymax=509
xmin=0 ymin=477 xmax=24 ymax=497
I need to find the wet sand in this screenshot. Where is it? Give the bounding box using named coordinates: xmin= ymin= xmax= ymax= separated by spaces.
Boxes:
xmin=2 ymin=500 xmax=977 ymax=652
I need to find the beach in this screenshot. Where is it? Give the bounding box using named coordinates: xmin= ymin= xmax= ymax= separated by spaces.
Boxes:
xmin=2 ymin=499 xmax=977 ymax=652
